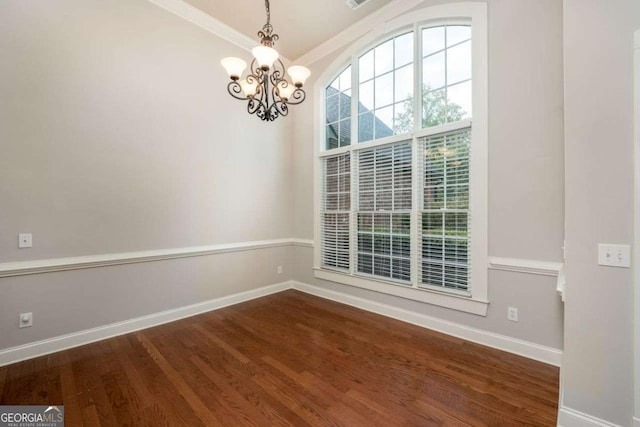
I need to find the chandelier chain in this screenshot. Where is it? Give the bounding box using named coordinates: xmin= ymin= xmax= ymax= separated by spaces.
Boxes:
xmin=265 ymin=0 xmax=270 ymax=26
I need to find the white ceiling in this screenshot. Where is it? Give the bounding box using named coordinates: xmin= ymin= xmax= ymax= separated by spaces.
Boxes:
xmin=182 ymin=0 xmax=395 ymax=60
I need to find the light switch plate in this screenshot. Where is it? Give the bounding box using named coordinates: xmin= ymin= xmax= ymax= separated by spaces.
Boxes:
xmin=598 ymin=244 xmax=631 ymax=268
xmin=18 ymin=233 xmax=32 ymax=248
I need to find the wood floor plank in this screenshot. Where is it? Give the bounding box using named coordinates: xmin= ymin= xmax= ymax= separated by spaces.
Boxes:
xmin=0 ymin=290 xmax=560 ymax=425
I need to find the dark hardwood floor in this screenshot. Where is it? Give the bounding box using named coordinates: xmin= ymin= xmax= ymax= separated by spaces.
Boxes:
xmin=0 ymin=290 xmax=559 ymax=426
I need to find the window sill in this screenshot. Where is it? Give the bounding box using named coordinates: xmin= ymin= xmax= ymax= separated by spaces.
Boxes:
xmin=314 ymin=268 xmax=489 ymax=316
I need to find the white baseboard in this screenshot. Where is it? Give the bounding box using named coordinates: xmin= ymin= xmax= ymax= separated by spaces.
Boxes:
xmin=0 ymin=282 xmax=290 ymax=367
xmin=1 ymin=279 xmax=562 ymax=370
xmin=291 ymin=281 xmax=563 ymax=367
xmin=558 ymin=406 xmax=622 ymax=427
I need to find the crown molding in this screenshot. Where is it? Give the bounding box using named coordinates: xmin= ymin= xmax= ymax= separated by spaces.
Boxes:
xmin=148 ymin=0 xmax=254 ymax=52
xmin=148 ymin=0 xmax=294 ymax=61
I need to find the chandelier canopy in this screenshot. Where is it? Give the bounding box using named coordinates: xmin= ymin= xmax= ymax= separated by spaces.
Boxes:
xmin=220 ymin=0 xmax=310 ymax=122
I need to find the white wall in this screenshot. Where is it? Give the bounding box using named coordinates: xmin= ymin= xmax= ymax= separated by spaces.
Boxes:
xmin=292 ymin=0 xmax=565 ymax=350
xmin=0 ymin=0 xmax=294 ymax=351
xmin=562 ymin=0 xmax=640 ymax=425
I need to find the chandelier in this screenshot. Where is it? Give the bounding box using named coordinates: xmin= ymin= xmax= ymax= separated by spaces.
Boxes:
xmin=220 ymin=0 xmax=310 ymax=122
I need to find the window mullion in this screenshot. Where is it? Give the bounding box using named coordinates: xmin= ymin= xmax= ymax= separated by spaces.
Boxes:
xmin=444 ymin=25 xmax=449 ymax=120
xmin=351 ymin=53 xmax=358 ymax=148
xmin=411 ymin=135 xmax=420 ymax=288
xmin=413 ymin=22 xmax=421 ymax=133
xmin=350 ymin=151 xmax=357 ymax=275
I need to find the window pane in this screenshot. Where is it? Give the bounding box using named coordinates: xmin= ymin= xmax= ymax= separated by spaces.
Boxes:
xmin=358 ymin=213 xmax=373 ymax=231
xmin=326 ymin=95 xmax=339 ymax=123
xmin=422 ymin=26 xmax=445 ymax=57
xmin=447 ymin=25 xmax=471 ymax=47
xmin=447 ymin=40 xmax=471 ymax=85
xmin=339 ymin=174 xmax=350 ymax=193
xmin=423 ymin=238 xmax=443 ymax=261
xmin=359 ymin=50 xmax=374 ymax=83
xmin=375 ymin=40 xmax=394 ymax=76
xmin=422 ymin=88 xmax=448 ymax=128
xmin=358 ymin=112 xmax=374 ymax=142
xmin=392 ymin=258 xmax=411 ymax=281
xmin=394 ymin=64 xmax=413 ymax=103
xmin=392 ymin=213 xmax=411 ymax=234
xmin=374 ymin=106 xmax=394 ymax=138
xmin=360 ymin=191 xmax=374 ymax=210
xmin=422 ymin=51 xmax=445 ymax=91
xmin=340 ymin=91 xmax=352 ymax=120
xmin=321 ymin=211 xmax=350 ymax=270
xmin=358 ymin=233 xmax=373 ymax=253
xmin=447 ymin=80 xmax=472 ymax=120
xmin=446 ymin=184 xmax=469 ymax=209
xmin=393 ymin=100 xmax=412 ymax=135
xmin=339 ymin=67 xmax=352 ymax=90
xmin=444 ymin=212 xmax=467 ymax=236
xmin=376 ymin=191 xmax=393 ymax=210
xmin=339 ymin=153 xmax=350 ymax=173
xmin=338 ymin=118 xmax=351 ymax=147
xmin=444 ymin=239 xmax=468 ymax=264
xmin=422 ymin=212 xmax=443 ymax=235
xmin=329 ymin=76 xmax=340 ymax=91
xmin=373 ymin=212 xmax=391 ymax=232
xmin=443 ymin=264 xmax=468 ymax=290
xmin=374 ymin=73 xmax=394 ymax=108
xmin=373 ymin=256 xmax=391 ymax=277
xmin=326 ymin=174 xmax=338 ymax=193
xmin=326 ymin=156 xmax=338 ymax=175
xmin=394 ymin=32 xmax=413 ymax=67
xmin=392 ymin=235 xmax=410 ymax=257
xmin=339 ymin=191 xmax=351 ymax=210
xmin=359 ymin=80 xmax=374 ymax=112
xmin=326 ymin=124 xmax=339 ymax=149
xmin=373 ymin=235 xmax=391 ymax=255
xmin=358 ymin=253 xmax=373 ymax=274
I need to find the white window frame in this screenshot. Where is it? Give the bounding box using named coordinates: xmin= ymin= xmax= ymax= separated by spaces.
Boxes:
xmin=313 ymin=3 xmax=488 ymax=316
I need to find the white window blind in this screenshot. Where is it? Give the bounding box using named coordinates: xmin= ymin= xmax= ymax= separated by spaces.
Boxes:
xmin=420 ymin=127 xmax=471 ymax=292
xmin=322 ymin=153 xmax=351 ymax=270
xmin=356 ymin=143 xmax=412 ymax=282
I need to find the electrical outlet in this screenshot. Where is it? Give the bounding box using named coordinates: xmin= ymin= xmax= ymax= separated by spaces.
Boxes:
xmin=18 ymin=233 xmax=32 ymax=248
xmin=19 ymin=312 xmax=33 ymax=328
xmin=598 ymin=244 xmax=631 ymax=268
xmin=507 ymin=307 xmax=518 ymax=322
xmin=277 ymin=265 xmax=283 ymax=274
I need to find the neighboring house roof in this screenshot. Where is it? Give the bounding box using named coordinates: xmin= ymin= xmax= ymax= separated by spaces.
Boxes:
xmin=326 ymin=87 xmax=393 ymax=147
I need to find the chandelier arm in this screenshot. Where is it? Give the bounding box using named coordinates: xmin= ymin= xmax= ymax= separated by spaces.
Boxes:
xmin=284 ymin=88 xmax=307 ymax=105
xmin=226 ymin=81 xmax=249 ymax=101
xmin=270 ymin=99 xmax=290 ymax=117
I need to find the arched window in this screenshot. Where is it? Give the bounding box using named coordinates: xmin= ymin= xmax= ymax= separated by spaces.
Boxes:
xmin=315 ymin=3 xmax=488 ymax=315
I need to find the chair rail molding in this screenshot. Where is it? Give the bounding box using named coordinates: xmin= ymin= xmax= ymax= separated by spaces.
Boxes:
xmin=0 ymin=238 xmax=298 ymax=278
xmin=488 ymin=257 xmax=563 ymax=277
